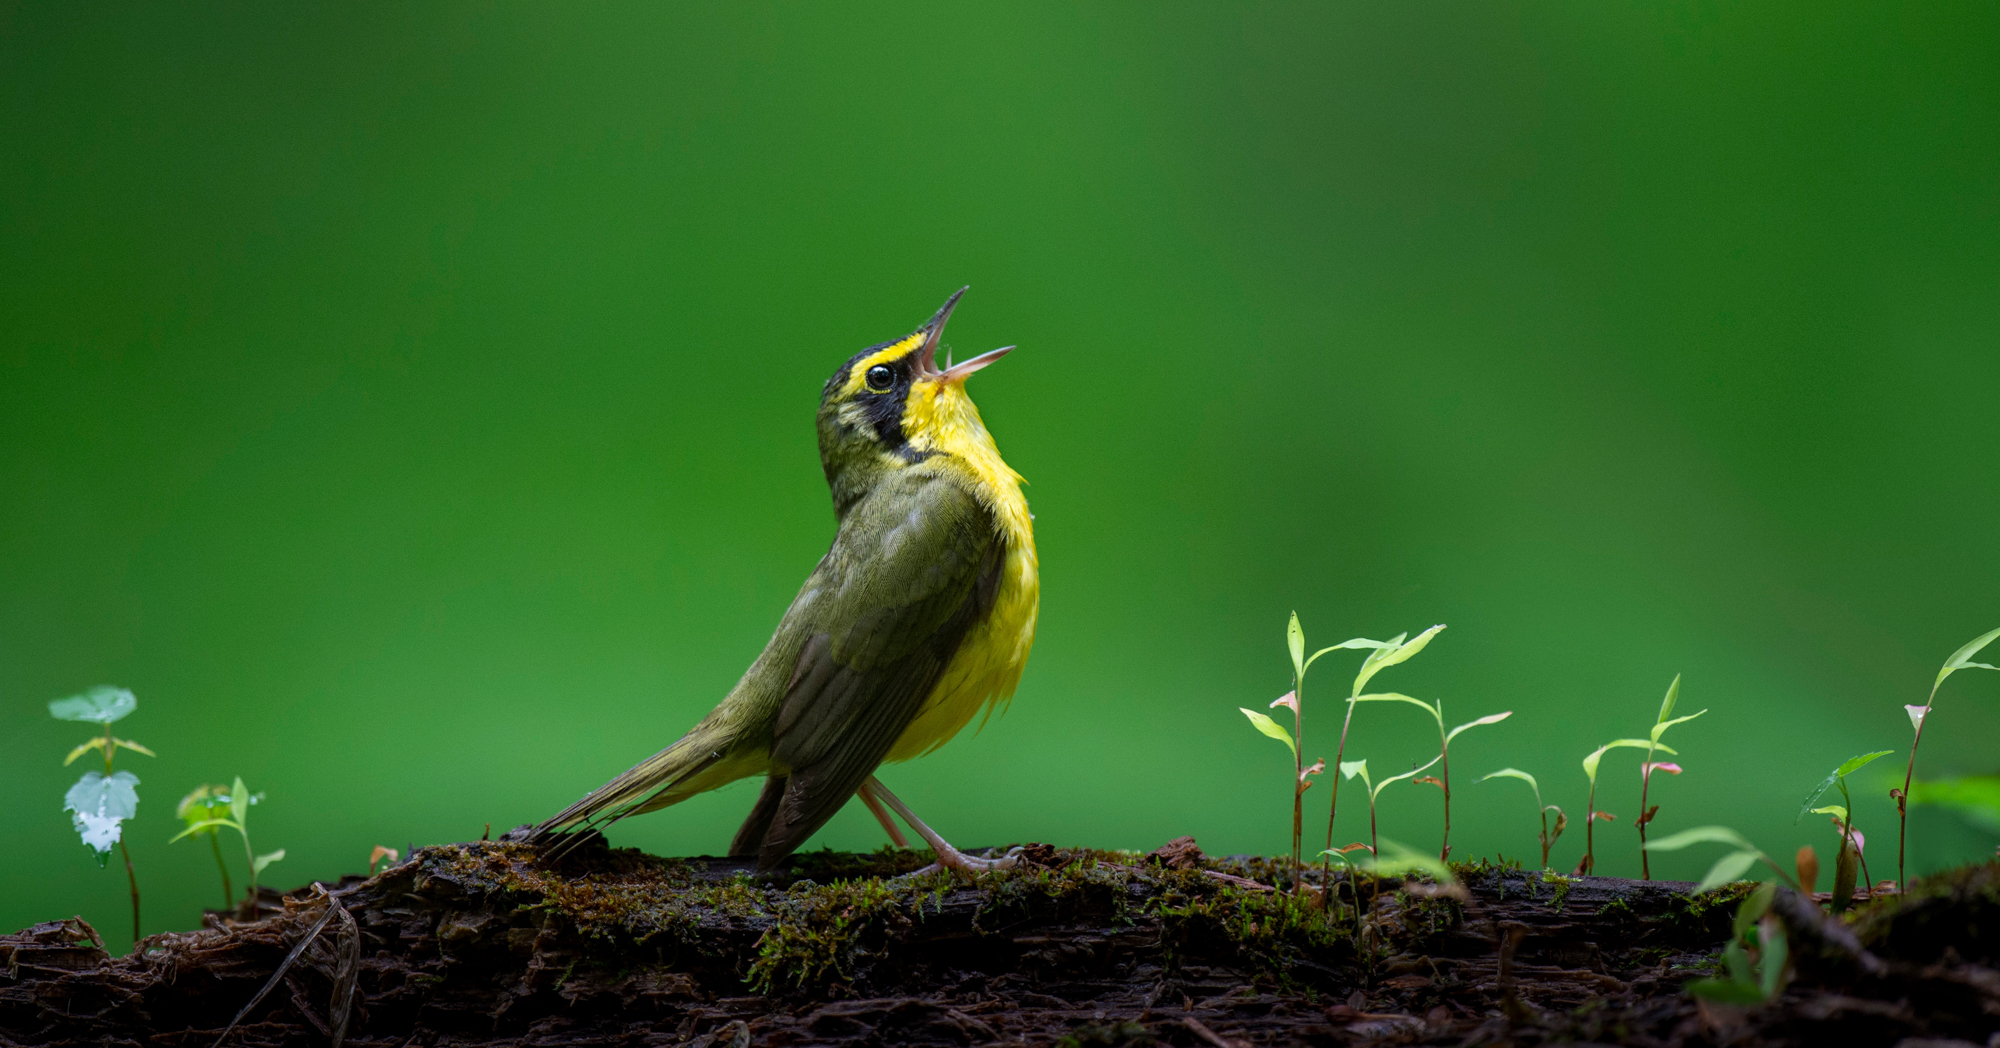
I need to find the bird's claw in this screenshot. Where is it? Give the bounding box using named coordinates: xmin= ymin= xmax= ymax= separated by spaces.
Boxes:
xmin=914 ymin=845 xmax=1024 ymax=878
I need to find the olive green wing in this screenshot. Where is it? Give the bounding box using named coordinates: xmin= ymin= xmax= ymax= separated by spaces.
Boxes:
xmin=744 ymin=471 xmax=1004 ymax=868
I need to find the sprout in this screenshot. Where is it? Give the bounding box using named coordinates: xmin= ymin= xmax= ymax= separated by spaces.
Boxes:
xmin=1895 ymin=626 xmax=2000 ymax=891
xmin=1635 ymin=675 xmax=1706 ymax=879
xmin=1349 ymin=691 xmax=1510 ymax=861
xmin=1798 ymin=750 xmax=1894 ymax=910
xmin=170 ymin=776 xmax=284 ymax=916
xmin=50 ymin=686 xmax=152 ymax=942
xmin=1479 ymin=768 xmax=1567 ymax=870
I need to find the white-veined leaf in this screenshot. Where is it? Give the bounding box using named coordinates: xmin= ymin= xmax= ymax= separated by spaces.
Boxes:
xmin=1446 ymin=711 xmax=1513 ymax=746
xmin=1238 ymin=708 xmax=1296 ymax=757
xmin=63 ymin=770 xmax=140 ymax=821
xmin=47 ymin=686 xmax=136 ymax=725
xmin=71 ymin=811 xmax=124 ymax=855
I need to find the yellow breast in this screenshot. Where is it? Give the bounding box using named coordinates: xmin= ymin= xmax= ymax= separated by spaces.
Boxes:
xmin=880 ymin=379 xmax=1039 ymax=762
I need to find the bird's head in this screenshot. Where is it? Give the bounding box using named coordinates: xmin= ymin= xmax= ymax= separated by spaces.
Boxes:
xmin=816 ymin=288 xmax=1014 ymax=505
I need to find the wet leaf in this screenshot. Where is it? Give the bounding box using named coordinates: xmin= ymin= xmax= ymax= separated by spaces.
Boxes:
xmin=1445 ymin=711 xmax=1512 ymax=746
xmin=48 ymin=686 xmax=136 ymax=724
xmin=1238 ymin=708 xmax=1295 ymax=757
xmin=1906 ymin=704 xmax=1928 ymax=733
xmin=1799 ymin=750 xmax=1899 ymax=822
xmin=64 ymin=770 xmax=140 ymax=821
xmin=72 ymin=810 xmax=124 ymax=855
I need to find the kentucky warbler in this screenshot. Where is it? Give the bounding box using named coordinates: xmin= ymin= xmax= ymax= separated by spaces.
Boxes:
xmin=532 ymin=288 xmax=1038 ymax=872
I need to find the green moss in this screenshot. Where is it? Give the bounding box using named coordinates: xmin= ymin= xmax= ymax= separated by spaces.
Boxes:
xmin=746 ymin=871 xmax=954 ymax=993
xmin=1537 ymin=871 xmax=1573 ymax=912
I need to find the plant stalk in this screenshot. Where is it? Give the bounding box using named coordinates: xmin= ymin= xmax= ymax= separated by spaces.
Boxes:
xmin=1896 ymin=679 xmax=1942 ymax=893
xmin=1437 ymin=718 xmax=1452 ymax=862
xmin=119 ymin=841 xmax=140 ymax=943
xmin=1290 ymin=676 xmax=1304 ymax=894
xmin=1637 ymin=758 xmax=1655 ymax=880
xmin=1322 ymin=698 xmax=1360 ymax=888
xmin=209 ymin=833 xmax=234 ymax=908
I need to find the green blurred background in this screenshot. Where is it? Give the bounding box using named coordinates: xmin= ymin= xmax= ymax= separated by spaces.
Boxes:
xmin=5 ymin=2 xmax=1998 ymax=953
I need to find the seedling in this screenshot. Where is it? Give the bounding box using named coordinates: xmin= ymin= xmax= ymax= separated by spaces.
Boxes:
xmin=50 ymin=686 xmax=153 ymax=942
xmin=1636 ymin=675 xmax=1706 ymax=879
xmin=1798 ymin=750 xmax=1893 ymax=910
xmin=1339 ymin=755 xmax=1441 ymax=860
xmin=175 ymin=785 xmax=236 ymax=908
xmin=1313 ymin=625 xmax=1446 ymax=877
xmin=1895 ymin=625 xmax=2000 ymax=891
xmin=1479 ymin=768 xmax=1567 ymax=869
xmin=1241 ymin=616 xmax=1439 ymax=891
xmin=1349 ymin=691 xmax=1510 ymax=860
xmin=1574 ymin=738 xmax=1676 ymax=875
xmin=1358 ymin=837 xmax=1466 ymax=900
xmin=169 ymin=775 xmax=284 ymax=914
xmin=369 ymin=846 xmax=402 ymax=876
xmin=1684 ymin=881 xmax=1789 ymax=1004
xmin=1642 ymin=825 xmax=1800 ymax=893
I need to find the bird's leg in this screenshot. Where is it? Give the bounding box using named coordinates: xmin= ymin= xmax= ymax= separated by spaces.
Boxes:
xmin=864 ymin=776 xmax=1019 ymax=873
xmin=855 ymin=781 xmax=910 ymax=849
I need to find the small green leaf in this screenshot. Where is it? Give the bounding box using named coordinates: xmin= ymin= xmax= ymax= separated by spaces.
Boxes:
xmin=1693 ymin=849 xmax=1764 ymax=893
xmin=1480 ymin=767 xmax=1539 ymax=793
xmin=1361 ymin=837 xmax=1459 ymax=886
xmin=1648 ymin=709 xmax=1707 ymax=745
xmin=1732 ymin=881 xmax=1777 ymax=938
xmin=1286 ymin=612 xmax=1304 ymax=679
xmin=1350 ymin=624 xmax=1446 ymax=695
xmin=48 ymin=686 xmax=137 ymax=725
xmin=63 ymin=739 xmax=106 ymax=766
xmin=1656 ymin=674 xmax=1682 ymax=725
xmin=1799 ymin=750 xmax=1899 ymax=822
xmin=253 ymin=849 xmax=285 ymax=874
xmin=1351 ymin=691 xmax=1442 ymax=727
xmin=230 ymin=775 xmax=250 ymax=827
xmin=1371 ymin=755 xmax=1442 ymax=803
xmin=111 ymin=737 xmax=155 ymax=757
xmin=1834 ymin=749 xmax=1895 ymax=779
xmin=1339 ymin=759 xmax=1371 ymax=789
xmin=1303 ymin=637 xmax=1395 ymax=673
xmin=1238 ymin=708 xmax=1296 ymax=757
xmin=169 ymin=817 xmax=242 ymax=844
xmin=1937 ymin=625 xmax=2000 ymax=688
xmin=1686 ymin=977 xmax=1768 ymax=1005
xmin=1643 ymin=825 xmax=1756 ymax=853
xmin=1583 ymin=739 xmax=1675 ymax=783
xmin=1445 ymin=711 xmax=1512 ymax=746
xmin=1811 ymin=805 xmax=1849 ymax=821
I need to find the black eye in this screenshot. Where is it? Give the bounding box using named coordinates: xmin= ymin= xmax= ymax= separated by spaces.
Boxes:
xmin=865 ymin=365 xmax=895 ymax=392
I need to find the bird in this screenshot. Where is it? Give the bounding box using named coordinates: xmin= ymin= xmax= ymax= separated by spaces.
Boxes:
xmin=531 ymin=288 xmax=1039 ymax=873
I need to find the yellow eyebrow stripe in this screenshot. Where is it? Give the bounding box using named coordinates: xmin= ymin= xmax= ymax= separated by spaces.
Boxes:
xmin=843 ymin=332 xmax=926 ymax=395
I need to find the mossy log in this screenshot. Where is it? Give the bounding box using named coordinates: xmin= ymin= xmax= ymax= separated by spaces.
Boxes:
xmin=2 ymin=836 xmax=1996 ymax=1047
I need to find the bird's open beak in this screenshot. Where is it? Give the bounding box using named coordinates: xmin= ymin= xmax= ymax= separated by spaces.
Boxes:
xmin=916 ymin=287 xmax=1014 ymax=382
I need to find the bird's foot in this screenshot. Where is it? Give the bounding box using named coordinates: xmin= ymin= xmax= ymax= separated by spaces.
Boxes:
xmin=914 ymin=843 xmax=1023 ymax=877
xmin=862 ymin=777 xmax=1021 ymax=877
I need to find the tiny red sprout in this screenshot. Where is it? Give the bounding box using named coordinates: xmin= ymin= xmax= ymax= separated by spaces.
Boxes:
xmin=1647 ymin=762 xmax=1683 ymax=775
xmin=1270 ymin=691 xmax=1299 ymax=714
xmin=1829 ymin=816 xmax=1865 ymax=854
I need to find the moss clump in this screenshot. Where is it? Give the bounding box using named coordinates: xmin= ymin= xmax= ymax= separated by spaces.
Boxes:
xmin=746 ymin=871 xmax=952 ymax=993
xmin=1536 ymin=871 xmax=1573 ymax=912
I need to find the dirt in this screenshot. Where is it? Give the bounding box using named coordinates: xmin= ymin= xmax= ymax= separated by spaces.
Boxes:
xmin=2 ymin=834 xmax=1995 ymax=1047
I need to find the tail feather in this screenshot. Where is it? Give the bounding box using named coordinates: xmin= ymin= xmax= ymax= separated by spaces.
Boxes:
xmin=531 ymin=731 xmax=732 ymax=843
